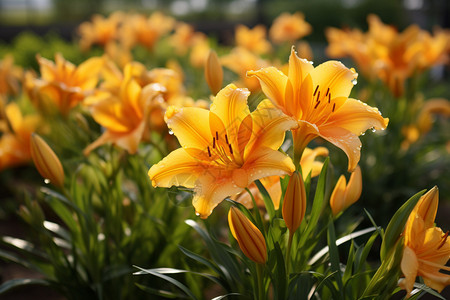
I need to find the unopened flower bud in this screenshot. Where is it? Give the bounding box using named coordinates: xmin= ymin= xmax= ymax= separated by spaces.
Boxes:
xmin=228 ymin=206 xmax=267 ymax=264
xmin=330 ymin=165 xmax=362 ymax=216
xmin=204 ymin=50 xmax=223 ymax=95
xmin=282 ymin=171 xmax=306 ymax=233
xmin=30 ymin=133 xmax=64 ymax=188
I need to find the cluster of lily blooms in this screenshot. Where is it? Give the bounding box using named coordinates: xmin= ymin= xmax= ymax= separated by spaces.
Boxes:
xmin=0 ymin=10 xmax=449 ymax=297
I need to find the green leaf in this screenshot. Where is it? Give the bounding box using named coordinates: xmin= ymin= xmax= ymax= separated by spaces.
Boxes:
xmin=211 ymin=293 xmax=242 ymax=300
xmin=135 ymin=283 xmax=188 ymax=299
xmin=343 ymin=240 xmax=355 ymax=284
xmin=255 ymin=179 xmax=275 ymax=219
xmin=380 ymin=190 xmax=425 ymax=260
xmin=410 ymin=283 xmax=446 ymax=300
xmin=133 ymin=266 xmax=198 ymax=300
xmin=178 ymin=246 xmax=223 ymax=278
xmin=0 ymin=278 xmax=50 ymax=294
xmin=327 ymin=221 xmax=344 ymax=297
xmin=302 ymin=158 xmax=329 ymax=240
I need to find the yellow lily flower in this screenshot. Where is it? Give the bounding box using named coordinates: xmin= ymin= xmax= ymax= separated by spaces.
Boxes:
xmin=120 ymin=12 xmax=175 ymax=51
xmin=77 ymin=12 xmax=124 ymax=51
xmin=30 ymin=53 xmax=104 ymax=115
xmin=248 ymin=47 xmax=389 ymax=171
xmin=0 ymin=55 xmax=23 ymax=97
xmin=329 ymin=165 xmax=362 ymax=216
xmin=189 ymin=36 xmax=211 ymax=68
xmin=148 ymin=84 xmax=297 ymax=218
xmin=169 ymin=22 xmax=207 ymax=56
xmin=326 ymin=15 xmax=450 ymax=97
xmin=269 ymin=12 xmax=312 ymax=44
xmin=228 ymin=206 xmax=267 ymax=264
xmin=221 ymin=47 xmax=274 ymax=92
xmin=84 ymin=66 xmax=163 ymax=154
xmin=0 ymin=102 xmax=41 ymax=170
xmin=399 ymin=186 xmax=450 ymax=296
xmin=233 ymin=146 xmax=328 ymax=209
xmin=235 ymin=24 xmax=272 ymax=55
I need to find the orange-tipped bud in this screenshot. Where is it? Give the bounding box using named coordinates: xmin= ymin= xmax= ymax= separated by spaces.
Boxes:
xmin=282 ymin=171 xmax=306 ymax=233
xmin=204 ymin=50 xmax=223 ymax=95
xmin=228 ymin=206 xmax=267 ymax=264
xmin=30 ymin=133 xmax=64 ymax=188
xmin=330 ymin=165 xmax=362 ymax=216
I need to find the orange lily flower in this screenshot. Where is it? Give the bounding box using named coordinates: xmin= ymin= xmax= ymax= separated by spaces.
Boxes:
xmin=235 ymin=24 xmax=272 ymax=55
xmin=326 ymin=15 xmax=450 ymax=97
xmin=269 ymin=12 xmax=312 ymax=44
xmin=77 ymin=12 xmax=124 ymax=51
xmin=120 ymin=12 xmax=175 ymax=51
xmin=84 ymin=68 xmax=162 ymax=154
xmin=30 ymin=53 xmax=104 ymax=115
xmin=248 ymin=47 xmax=389 ymax=171
xmin=233 ymin=146 xmax=328 ymax=209
xmin=0 ymin=102 xmax=41 ymax=170
xmin=221 ymin=47 xmax=274 ymax=92
xmin=0 ymin=55 xmax=23 ymax=97
xmin=148 ymin=84 xmax=297 ymax=218
xmin=169 ymin=22 xmax=207 ymax=56
xmin=399 ymin=186 xmax=450 ymax=296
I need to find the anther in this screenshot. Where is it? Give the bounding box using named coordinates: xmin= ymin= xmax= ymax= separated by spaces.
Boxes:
xmin=314 ymin=101 xmax=320 ymax=109
xmin=328 ymin=93 xmax=331 ymax=103
xmin=332 ymin=103 xmax=336 ymax=112
xmin=438 ymin=231 xmax=449 ymax=249
xmin=325 ymin=87 xmax=329 ymax=97
xmin=228 ymin=144 xmax=233 ymax=154
xmin=207 ymin=146 xmax=211 ymax=157
xmin=313 ymin=85 xmax=319 ymax=96
xmin=212 ymin=137 xmax=216 ymax=148
xmin=225 ymin=134 xmax=229 ymax=144
xmin=216 ymin=131 xmax=219 ymax=140
xmin=316 ymin=91 xmax=320 ymax=102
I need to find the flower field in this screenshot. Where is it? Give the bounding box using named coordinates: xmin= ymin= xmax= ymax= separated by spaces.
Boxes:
xmin=0 ymin=7 xmax=449 ymax=300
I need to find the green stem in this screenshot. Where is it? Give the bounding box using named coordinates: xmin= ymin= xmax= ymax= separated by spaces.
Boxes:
xmin=286 ymin=231 xmax=294 ymax=275
xmin=255 ymin=263 xmax=265 ymax=300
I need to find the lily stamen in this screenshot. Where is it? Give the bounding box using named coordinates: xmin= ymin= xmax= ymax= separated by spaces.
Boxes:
xmin=438 ymin=231 xmax=449 ymax=250
xmin=316 ymin=91 xmax=320 ymax=102
xmin=332 ymin=103 xmax=336 ymax=112
xmin=325 ymin=87 xmax=330 ymax=97
xmin=314 ymin=101 xmax=321 ymax=109
xmin=207 ymin=146 xmax=211 ymax=157
xmin=313 ymin=85 xmax=319 ymax=96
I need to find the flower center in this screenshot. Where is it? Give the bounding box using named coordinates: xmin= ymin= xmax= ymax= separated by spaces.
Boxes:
xmin=206 ymin=131 xmax=240 ymax=169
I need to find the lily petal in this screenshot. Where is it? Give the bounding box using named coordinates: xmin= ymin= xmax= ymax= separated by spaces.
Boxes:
xmin=165 ymin=106 xmax=213 ymax=150
xmin=400 ymin=246 xmax=419 ymax=295
xmin=193 ymin=171 xmax=243 ymax=218
xmin=246 ymin=99 xmax=297 ymax=157
xmin=245 ymin=147 xmax=295 ymax=183
xmin=318 ymin=126 xmax=362 ymax=172
xmin=327 ymin=98 xmax=389 ymax=135
xmin=247 ymin=67 xmax=288 ymax=109
xmin=148 ymin=148 xmax=206 ymax=189
xmin=309 ymin=60 xmax=357 ymax=101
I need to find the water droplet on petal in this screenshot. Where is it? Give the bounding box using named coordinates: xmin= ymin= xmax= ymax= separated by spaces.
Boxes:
xmin=168 ymin=128 xmax=174 ymax=135
xmin=195 ymin=212 xmax=200 ymax=217
xmin=371 ymin=128 xmax=376 ymax=132
xmin=44 ymin=179 xmax=50 ymax=184
xmin=361 ymin=132 xmax=365 ymax=136
xmin=351 ymin=79 xmax=357 ymax=85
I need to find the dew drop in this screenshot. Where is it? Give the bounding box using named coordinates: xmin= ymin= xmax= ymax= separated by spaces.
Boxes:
xmin=195 ymin=212 xmax=200 ymax=217
xmin=168 ymin=128 xmax=174 ymax=135
xmin=371 ymin=128 xmax=376 ymax=132
xmin=361 ymin=132 xmax=365 ymax=136
xmin=44 ymin=179 xmax=50 ymax=184
xmin=351 ymin=79 xmax=358 ymax=85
